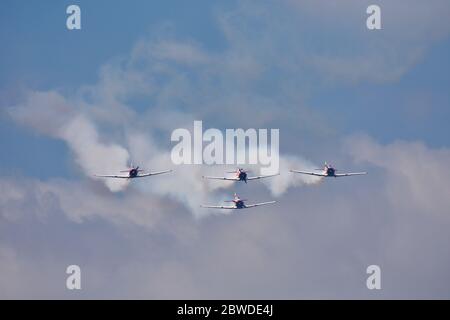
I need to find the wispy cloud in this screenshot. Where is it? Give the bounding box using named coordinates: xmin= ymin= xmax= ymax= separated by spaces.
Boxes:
xmin=1 ymin=0 xmax=450 ymax=299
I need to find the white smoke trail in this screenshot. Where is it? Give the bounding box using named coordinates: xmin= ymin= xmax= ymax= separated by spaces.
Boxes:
xmin=126 ymin=133 xmax=238 ymax=218
xmin=8 ymin=91 xmax=131 ymax=192
xmin=262 ymin=155 xmax=322 ymax=197
xmin=232 ymin=144 xmax=322 ymax=197
xmin=62 ymin=115 xmax=130 ymax=192
xmin=8 ymin=90 xmax=324 ymax=217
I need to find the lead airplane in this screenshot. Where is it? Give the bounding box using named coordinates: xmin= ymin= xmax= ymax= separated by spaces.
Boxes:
xmin=290 ymin=162 xmax=367 ymax=178
xmin=94 ymin=163 xmax=172 ymax=179
xmin=201 ymin=193 xmax=276 ymax=210
xmin=202 ymin=168 xmax=278 ymax=183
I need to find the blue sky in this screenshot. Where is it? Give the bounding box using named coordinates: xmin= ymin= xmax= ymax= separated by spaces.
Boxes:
xmin=0 ymin=0 xmax=235 ymax=179
xmin=0 ymin=0 xmax=228 ymax=89
xmin=1 ymin=0 xmax=449 ymax=179
xmin=1 ymin=0 xmax=450 ymax=298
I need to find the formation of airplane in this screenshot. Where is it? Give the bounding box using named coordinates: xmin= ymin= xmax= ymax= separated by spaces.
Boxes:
xmin=94 ymin=163 xmax=172 ymax=179
xmin=202 ymin=168 xmax=279 ymax=183
xmin=290 ymin=162 xmax=367 ymax=178
xmin=201 ymin=193 xmax=276 ymax=210
xmin=94 ymin=160 xmax=366 ymax=212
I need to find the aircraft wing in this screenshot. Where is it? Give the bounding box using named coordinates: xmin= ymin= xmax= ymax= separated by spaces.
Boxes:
xmin=334 ymin=172 xmax=367 ymax=177
xmin=289 ymin=170 xmax=327 ymax=177
xmin=246 ymin=174 xmax=279 ymax=181
xmin=244 ymin=201 xmax=276 ymax=208
xmin=136 ymin=170 xmax=172 ymax=177
xmin=200 ymin=205 xmax=237 ymax=209
xmin=202 ymin=176 xmax=239 ymax=181
xmin=94 ymin=174 xmax=130 ymax=179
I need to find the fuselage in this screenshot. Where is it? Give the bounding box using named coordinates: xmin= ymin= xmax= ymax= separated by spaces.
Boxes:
xmin=234 ymin=199 xmax=245 ymax=209
xmin=325 ymin=166 xmax=336 ymax=177
xmin=129 ymin=168 xmax=138 ymax=178
xmin=237 ymin=170 xmax=248 ymax=182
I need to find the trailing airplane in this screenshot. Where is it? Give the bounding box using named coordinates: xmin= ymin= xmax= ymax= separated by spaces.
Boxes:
xmin=201 ymin=193 xmax=276 ymax=210
xmin=290 ymin=162 xmax=367 ymax=178
xmin=94 ymin=163 xmax=172 ymax=179
xmin=202 ymin=168 xmax=278 ymax=183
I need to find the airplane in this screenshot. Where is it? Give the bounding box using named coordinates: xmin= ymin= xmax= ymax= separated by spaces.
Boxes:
xmin=201 ymin=193 xmax=276 ymax=210
xmin=290 ymin=162 xmax=367 ymax=178
xmin=202 ymin=168 xmax=278 ymax=183
xmin=94 ymin=163 xmax=172 ymax=179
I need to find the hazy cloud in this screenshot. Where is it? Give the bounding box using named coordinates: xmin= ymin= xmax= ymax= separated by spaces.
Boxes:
xmin=1 ymin=0 xmax=450 ymax=299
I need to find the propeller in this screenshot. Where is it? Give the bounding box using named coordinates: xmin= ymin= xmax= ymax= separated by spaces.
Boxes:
xmin=315 ymin=162 xmax=330 ymax=170
xmin=226 ymin=168 xmax=251 ymax=173
xmin=120 ymin=163 xmax=143 ymax=172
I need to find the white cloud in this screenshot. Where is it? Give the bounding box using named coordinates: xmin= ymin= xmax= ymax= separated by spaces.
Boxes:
xmin=262 ymin=155 xmax=322 ymax=196
xmin=9 ymin=92 xmax=130 ymax=192
xmin=2 ymin=0 xmax=450 ymax=299
xmin=223 ymin=0 xmax=450 ymax=84
xmin=346 ymin=134 xmax=450 ymax=217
